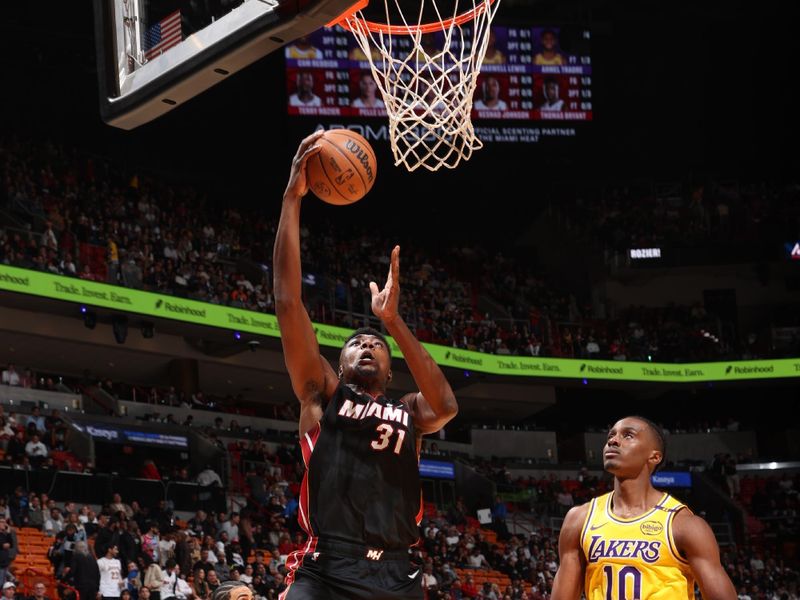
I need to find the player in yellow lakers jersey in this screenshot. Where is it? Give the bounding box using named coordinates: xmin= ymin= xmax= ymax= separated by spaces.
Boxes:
xmin=552 ymin=416 xmax=736 ymax=600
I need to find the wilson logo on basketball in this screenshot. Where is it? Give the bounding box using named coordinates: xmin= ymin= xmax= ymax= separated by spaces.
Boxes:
xmin=640 ymin=521 xmax=663 ymax=536
xmin=345 ymin=140 xmax=374 ymax=182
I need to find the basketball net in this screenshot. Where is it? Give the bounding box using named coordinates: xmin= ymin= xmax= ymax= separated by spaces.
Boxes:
xmin=337 ymin=0 xmax=500 ymax=172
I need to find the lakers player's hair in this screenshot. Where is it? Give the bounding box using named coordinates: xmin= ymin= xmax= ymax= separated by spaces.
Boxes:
xmin=627 ymin=415 xmax=667 ymax=472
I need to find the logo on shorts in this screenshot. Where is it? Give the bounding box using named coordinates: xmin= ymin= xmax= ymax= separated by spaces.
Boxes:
xmin=366 ymin=549 xmax=384 ymax=560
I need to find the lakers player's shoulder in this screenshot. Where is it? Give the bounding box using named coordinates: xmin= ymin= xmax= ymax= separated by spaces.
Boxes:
xmin=670 ymin=506 xmax=714 ymax=560
xmin=560 ymin=502 xmax=592 ymax=542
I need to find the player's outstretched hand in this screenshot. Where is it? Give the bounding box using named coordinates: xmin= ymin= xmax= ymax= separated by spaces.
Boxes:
xmin=370 ymin=245 xmax=400 ymax=325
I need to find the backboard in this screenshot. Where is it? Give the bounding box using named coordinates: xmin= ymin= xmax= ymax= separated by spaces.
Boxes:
xmin=94 ymin=0 xmax=360 ymax=129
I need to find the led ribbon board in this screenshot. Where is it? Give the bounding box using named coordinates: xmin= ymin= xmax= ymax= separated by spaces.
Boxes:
xmin=2 ymin=265 xmax=798 ymax=383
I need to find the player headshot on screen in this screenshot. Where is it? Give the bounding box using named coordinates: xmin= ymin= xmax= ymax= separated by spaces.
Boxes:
xmin=352 ymin=72 xmax=385 ymax=108
xmin=473 ymin=77 xmax=508 ymax=110
xmin=285 ymin=36 xmax=323 ymax=60
xmin=274 ymin=131 xmax=458 ymax=599
xmin=349 ymin=45 xmax=383 ymax=61
xmin=482 ymin=29 xmax=506 ymax=65
xmin=534 ymin=29 xmax=565 ymax=66
xmin=540 ymin=77 xmax=564 ymax=111
xmin=288 ymin=71 xmax=322 ymax=107
xmin=551 ymin=416 xmax=737 ymax=600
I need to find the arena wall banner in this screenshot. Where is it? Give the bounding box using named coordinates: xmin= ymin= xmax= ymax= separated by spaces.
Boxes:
xmin=2 ymin=265 xmax=799 ymax=384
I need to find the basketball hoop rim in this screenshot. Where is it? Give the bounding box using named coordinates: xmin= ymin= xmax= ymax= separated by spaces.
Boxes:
xmin=327 ymin=0 xmax=497 ymax=35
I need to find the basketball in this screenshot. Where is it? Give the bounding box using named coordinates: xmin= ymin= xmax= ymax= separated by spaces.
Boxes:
xmin=306 ymin=129 xmax=377 ymax=205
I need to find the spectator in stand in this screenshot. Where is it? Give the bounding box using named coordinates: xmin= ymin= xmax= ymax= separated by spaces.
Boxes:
xmin=187 ymin=511 xmax=212 ymax=539
xmin=218 ymin=512 xmax=239 ymax=543
xmin=142 ymin=556 xmax=164 ymax=600
xmin=8 ymin=488 xmax=29 ymax=527
xmin=492 ymin=495 xmax=509 ymax=541
xmin=71 ymin=541 xmax=101 ymax=600
xmin=27 ymin=496 xmax=44 ymax=530
xmin=158 ymin=533 xmax=176 ymax=568
xmin=44 ymin=508 xmax=64 ymax=537
xmin=159 ymin=560 xmax=178 ymax=600
xmin=126 ymin=561 xmax=141 ymax=600
xmin=26 ymin=407 xmax=46 ymax=435
xmin=2 ymin=583 xmax=18 ymax=600
xmin=98 ymin=544 xmax=124 ymax=600
xmin=240 ymin=564 xmax=254 ymax=586
xmin=205 ymin=570 xmax=220 ymax=595
xmin=0 ymin=518 xmax=13 ymax=587
xmin=192 ymin=569 xmax=210 ymax=600
xmin=213 ymin=552 xmax=230 ymax=581
xmin=140 ymin=460 xmax=161 ymax=480
xmin=27 ymin=582 xmax=50 ymax=600
xmin=118 ymin=521 xmax=140 ymax=570
xmin=1 ymin=365 xmax=20 ymax=386
xmin=142 ymin=523 xmax=161 ymax=564
xmin=193 ymin=550 xmax=215 ymax=575
xmin=462 ymin=574 xmax=479 ymax=598
xmin=421 ymin=564 xmax=439 ymax=595
xmin=467 ymin=547 xmax=491 ymax=570
xmin=0 ymin=417 xmax=13 ymax=451
xmin=478 ymin=581 xmax=498 ymax=599
xmin=94 ymin=515 xmax=117 ymax=559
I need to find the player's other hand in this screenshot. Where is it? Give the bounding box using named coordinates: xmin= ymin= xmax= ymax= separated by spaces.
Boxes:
xmin=370 ymin=245 xmax=400 ymax=325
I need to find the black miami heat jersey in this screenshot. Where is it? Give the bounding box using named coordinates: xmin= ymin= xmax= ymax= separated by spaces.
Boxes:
xmin=297 ymin=383 xmax=422 ymax=550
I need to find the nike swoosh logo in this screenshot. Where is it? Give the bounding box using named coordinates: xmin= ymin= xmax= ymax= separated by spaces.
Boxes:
xmin=590 ymin=523 xmax=608 ymax=531
xmin=408 ymin=570 xmax=420 ymax=579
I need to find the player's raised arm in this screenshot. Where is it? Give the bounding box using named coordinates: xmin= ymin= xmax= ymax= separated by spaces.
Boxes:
xmin=551 ymin=504 xmax=589 ymax=600
xmin=369 ymin=245 xmax=457 ymax=434
xmin=672 ymin=510 xmax=737 ymax=600
xmin=274 ymin=131 xmax=338 ymax=434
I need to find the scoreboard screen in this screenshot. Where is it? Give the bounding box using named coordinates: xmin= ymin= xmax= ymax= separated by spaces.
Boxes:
xmin=285 ymin=25 xmax=593 ymax=125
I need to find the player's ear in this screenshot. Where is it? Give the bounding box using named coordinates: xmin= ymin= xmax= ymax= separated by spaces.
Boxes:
xmin=387 ymin=370 xmax=393 ymax=382
xmin=649 ymin=449 xmax=663 ymax=471
xmin=338 ymin=365 xmax=343 ymax=379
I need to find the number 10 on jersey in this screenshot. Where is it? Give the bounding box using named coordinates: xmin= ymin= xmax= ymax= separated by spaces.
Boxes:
xmin=603 ymin=565 xmax=642 ymax=600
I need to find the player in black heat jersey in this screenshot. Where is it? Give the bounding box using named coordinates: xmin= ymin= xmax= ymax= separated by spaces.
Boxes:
xmin=273 ymin=131 xmax=459 ymax=600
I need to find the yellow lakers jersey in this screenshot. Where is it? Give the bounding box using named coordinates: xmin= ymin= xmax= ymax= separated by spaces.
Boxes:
xmin=534 ymin=53 xmax=564 ymax=66
xmin=581 ymin=492 xmax=695 ymax=600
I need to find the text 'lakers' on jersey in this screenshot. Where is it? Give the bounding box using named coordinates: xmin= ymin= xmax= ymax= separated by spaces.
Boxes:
xmin=581 ymin=492 xmax=694 ymax=600
xmin=298 ymin=384 xmax=422 ymax=551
